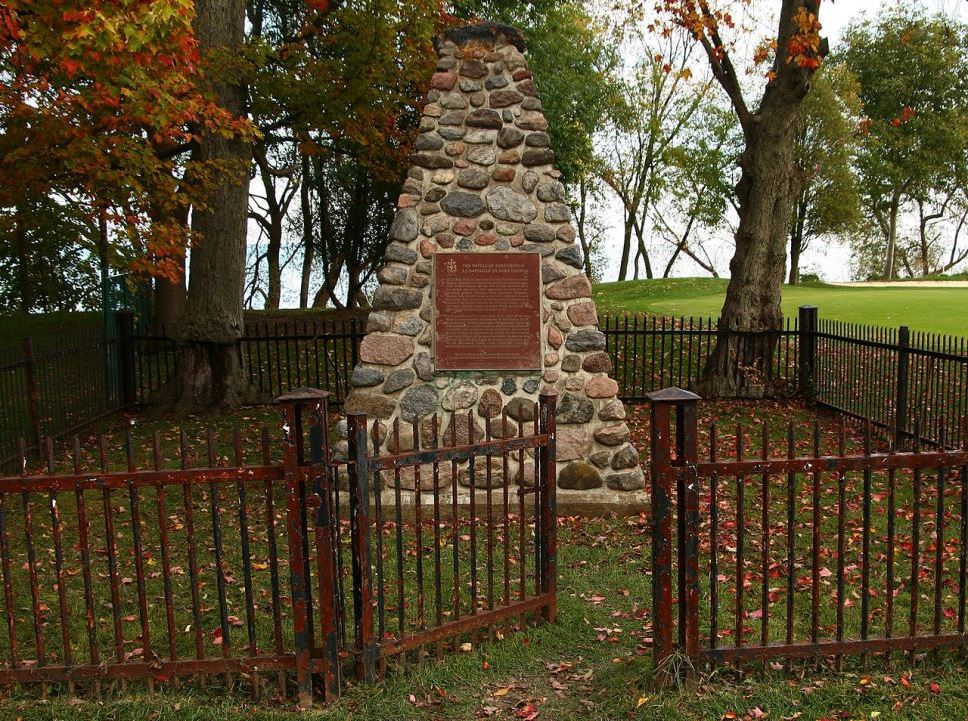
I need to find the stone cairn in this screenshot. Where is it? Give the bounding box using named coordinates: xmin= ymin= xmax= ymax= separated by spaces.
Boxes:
xmin=341 ymin=22 xmax=644 ymax=499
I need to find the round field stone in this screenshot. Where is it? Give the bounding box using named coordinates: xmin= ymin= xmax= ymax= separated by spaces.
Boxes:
xmin=372 ymin=286 xmax=422 ymax=311
xmin=556 ymin=392 xmax=594 ymax=424
xmin=415 ymin=352 xmax=434 ymax=381
xmin=351 ymin=366 xmax=384 ymax=387
xmin=557 ymin=462 xmax=602 ymax=490
xmin=497 ymin=126 xmax=525 ymax=148
xmin=567 ymin=301 xmax=598 ymax=327
xmin=501 ymin=378 xmax=517 ymax=395
xmin=611 ymin=444 xmax=639 ymax=470
xmin=523 ymin=224 xmax=555 ymax=243
xmin=506 ymin=397 xmax=535 ymax=422
xmin=485 ymin=187 xmax=537 ymax=223
xmin=557 ymin=427 xmax=591 ymax=461
xmin=400 ymin=384 xmax=439 ymax=421
xmin=556 ymin=246 xmax=582 ymax=269
xmin=466 ymin=108 xmax=502 ymax=128
xmin=525 ymin=132 xmax=550 ymax=147
xmin=442 ymin=380 xmax=479 ymax=411
xmin=581 ymin=351 xmax=612 ymax=374
xmin=544 ymin=203 xmax=570 ymax=223
xmin=564 ymin=329 xmax=606 ymax=352
xmin=594 ymin=422 xmax=631 ymax=447
xmin=389 ymin=208 xmax=419 ymax=242
xmin=478 ymin=388 xmax=503 ymax=418
xmin=560 ymin=354 xmax=581 ymax=373
xmin=585 ymin=375 xmax=619 ymax=399
xmin=515 ymin=111 xmax=548 ymax=130
xmin=457 ymin=168 xmax=489 ymax=190
xmin=344 ymin=393 xmax=395 ymax=420
xmin=536 ymin=181 xmax=565 ymax=202
xmin=541 ymin=263 xmax=566 ymax=284
xmin=522 ymin=171 xmax=540 ymax=193
xmin=383 ymin=368 xmax=415 ymax=394
xmin=522 ymin=148 xmax=555 ymax=166
xmin=359 ymin=334 xmax=415 ymax=366
xmin=414 ymin=134 xmax=444 ymax=151
xmin=605 ymin=469 xmax=645 ymax=491
xmin=440 ymin=191 xmax=485 ymax=217
xmin=490 ymin=89 xmax=524 ymax=107
xmin=413 ymin=152 xmax=454 ymax=169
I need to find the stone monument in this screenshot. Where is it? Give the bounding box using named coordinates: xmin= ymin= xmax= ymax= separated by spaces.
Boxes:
xmin=344 ymin=22 xmax=644 ymax=498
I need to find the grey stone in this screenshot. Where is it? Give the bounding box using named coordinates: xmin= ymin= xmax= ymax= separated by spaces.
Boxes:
xmin=366 ymin=311 xmax=391 ymax=332
xmin=525 ymin=132 xmax=550 ymax=147
xmin=377 ymin=265 xmax=408 ymax=285
xmin=424 ymin=187 xmax=446 ymax=202
xmin=466 ymin=108 xmax=502 ymax=129
xmin=544 ymin=203 xmax=571 ymax=223
xmin=464 ymin=130 xmax=496 ymax=144
xmin=373 ymin=286 xmax=423 ymax=310
xmin=440 ymin=192 xmax=485 ymax=217
xmin=415 ymin=352 xmax=434 ymax=381
xmin=459 ymin=79 xmax=482 ymax=92
xmin=605 ymin=469 xmax=645 ymax=491
xmin=466 ymin=147 xmax=496 ymax=165
xmin=497 ymin=126 xmax=525 ymax=149
xmin=438 ymin=127 xmax=466 ymax=140
xmin=415 ymin=260 xmax=432 ymax=275
xmin=422 ymin=215 xmax=450 ymax=236
xmin=565 ymin=329 xmax=606 ymax=352
xmin=598 ymin=399 xmax=627 ymax=421
xmin=400 ymin=384 xmax=439 ymax=421
xmin=457 ymin=168 xmax=490 ymax=190
xmin=536 ymin=181 xmax=565 ymax=202
xmin=523 ymin=224 xmax=556 ymax=243
xmin=414 ymin=134 xmax=444 ymax=151
xmin=485 ymin=187 xmax=537 ymax=223
xmin=561 ymin=354 xmax=581 ymax=373
xmin=351 ymin=366 xmax=384 ymax=388
xmin=501 ymin=378 xmax=517 ymax=395
xmin=521 ymin=170 xmax=540 ymax=193
xmin=496 ymin=238 xmax=510 ymax=250
xmin=589 ymin=450 xmax=611 ymax=469
xmin=402 ymin=178 xmax=422 ymax=196
xmin=460 ymin=59 xmax=487 ymax=78
xmin=557 ymin=427 xmax=591 ymax=461
xmin=557 ymin=462 xmax=602 ymax=490
xmin=522 ymin=378 xmax=539 ymax=393
xmin=395 ymin=316 xmax=422 ymax=336
xmin=442 ymin=380 xmax=479 ymax=411
xmin=413 ymin=152 xmax=454 ymax=169
xmin=506 ymin=397 xmax=534 ymax=422
xmin=594 ymin=422 xmax=631 ymax=446
xmin=515 ymin=111 xmax=547 ymax=130
xmin=389 ymin=208 xmax=419 ymax=242
xmin=459 ymin=457 xmax=507 ymax=489
xmin=556 ymin=392 xmax=594 ymax=424
xmin=383 ymin=368 xmax=415 ymax=394
xmin=522 ymin=148 xmax=555 ymax=166
xmin=439 ymin=92 xmax=467 ymax=109
xmin=556 ymin=246 xmax=583 ymax=269
xmin=611 ymin=444 xmax=639 ymax=470
xmin=485 ymin=74 xmax=509 ymax=89
xmin=438 ymin=110 xmax=465 ymax=126
xmin=557 ymin=225 xmax=577 ymax=243
xmin=521 ymin=242 xmax=554 ymax=256
xmin=521 ymin=97 xmax=542 ymax=110
xmin=541 ymin=263 xmax=566 ymax=284
xmin=546 ymin=274 xmax=592 ymax=300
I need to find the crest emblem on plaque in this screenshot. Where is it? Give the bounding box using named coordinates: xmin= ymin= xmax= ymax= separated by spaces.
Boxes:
xmin=444 ymin=258 xmax=457 ymax=274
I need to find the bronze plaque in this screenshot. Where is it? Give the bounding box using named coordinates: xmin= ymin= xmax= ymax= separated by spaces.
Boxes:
xmin=434 ymin=253 xmax=542 ymax=371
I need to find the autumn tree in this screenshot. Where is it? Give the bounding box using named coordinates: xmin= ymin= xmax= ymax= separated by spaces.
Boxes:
xmin=788 ymin=64 xmax=863 ymax=284
xmin=838 ymin=8 xmax=968 ymax=279
xmin=655 ymin=1 xmax=827 ymax=396
xmin=0 ymin=1 xmax=246 ymax=317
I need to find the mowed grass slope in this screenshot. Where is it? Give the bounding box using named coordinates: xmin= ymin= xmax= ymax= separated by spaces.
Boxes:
xmin=593 ymin=278 xmax=968 ymax=337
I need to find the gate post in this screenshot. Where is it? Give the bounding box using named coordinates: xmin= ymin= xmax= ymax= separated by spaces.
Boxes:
xmin=538 ymin=390 xmax=558 ymax=623
xmin=798 ymin=306 xmax=817 ymax=403
xmin=646 ymin=387 xmax=701 ymax=678
xmin=347 ymin=412 xmax=377 ymax=683
xmin=895 ymin=326 xmax=911 ymax=449
xmin=306 ymin=391 xmax=340 ymax=699
xmin=278 ymin=388 xmax=330 ymax=708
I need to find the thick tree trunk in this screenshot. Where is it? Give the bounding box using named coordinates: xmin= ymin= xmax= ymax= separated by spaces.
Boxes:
xmin=152 ymin=202 xmax=189 ymax=327
xmin=699 ymin=117 xmax=801 ymax=397
xmin=170 ymin=0 xmax=252 ymax=410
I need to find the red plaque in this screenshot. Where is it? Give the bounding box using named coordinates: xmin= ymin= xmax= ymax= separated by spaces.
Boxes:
xmin=434 ymin=253 xmax=542 ymax=371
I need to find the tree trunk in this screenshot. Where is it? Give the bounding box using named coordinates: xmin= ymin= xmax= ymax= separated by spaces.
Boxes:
xmin=152 ymin=202 xmax=189 ymax=327
xmin=299 ymin=153 xmax=314 ymax=309
xmin=13 ymin=205 xmax=31 ymax=313
xmin=170 ymin=0 xmax=252 ymax=410
xmin=883 ymin=191 xmax=900 ymax=280
xmin=699 ymin=117 xmax=801 ymax=397
xmin=788 ymin=194 xmax=806 ymax=284
xmin=575 ymin=178 xmax=595 ymax=279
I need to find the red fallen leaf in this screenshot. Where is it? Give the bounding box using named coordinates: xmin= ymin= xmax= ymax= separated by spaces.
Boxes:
xmin=900 ymin=675 xmax=911 ymax=688
xmin=515 ymin=703 xmax=539 ymax=720
xmin=211 ymin=627 xmax=223 ymax=645
xmin=227 ymin=615 xmax=244 ymax=627
xmin=928 ymin=681 xmax=941 ymax=694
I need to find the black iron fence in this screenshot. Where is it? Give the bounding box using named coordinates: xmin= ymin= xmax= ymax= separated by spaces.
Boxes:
xmin=1 ymin=307 xmax=966 ymax=464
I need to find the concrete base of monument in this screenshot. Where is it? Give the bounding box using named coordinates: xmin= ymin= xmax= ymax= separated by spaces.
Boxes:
xmin=330 ymin=487 xmax=651 ymax=519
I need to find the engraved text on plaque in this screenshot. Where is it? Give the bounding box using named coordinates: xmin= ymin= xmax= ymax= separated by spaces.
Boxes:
xmin=433 ymin=253 xmax=542 ymax=371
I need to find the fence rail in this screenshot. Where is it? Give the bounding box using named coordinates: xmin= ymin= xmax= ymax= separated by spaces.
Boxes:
xmin=0 ymin=388 xmax=557 ymax=706
xmin=648 ymin=387 xmax=968 ymax=677
xmin=2 ymin=307 xmax=966 ymax=464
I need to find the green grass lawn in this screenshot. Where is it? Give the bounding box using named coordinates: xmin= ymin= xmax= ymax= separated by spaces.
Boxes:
xmin=593 ymin=279 xmax=968 ymax=337
xmin=4 ymin=401 xmax=968 ymax=720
